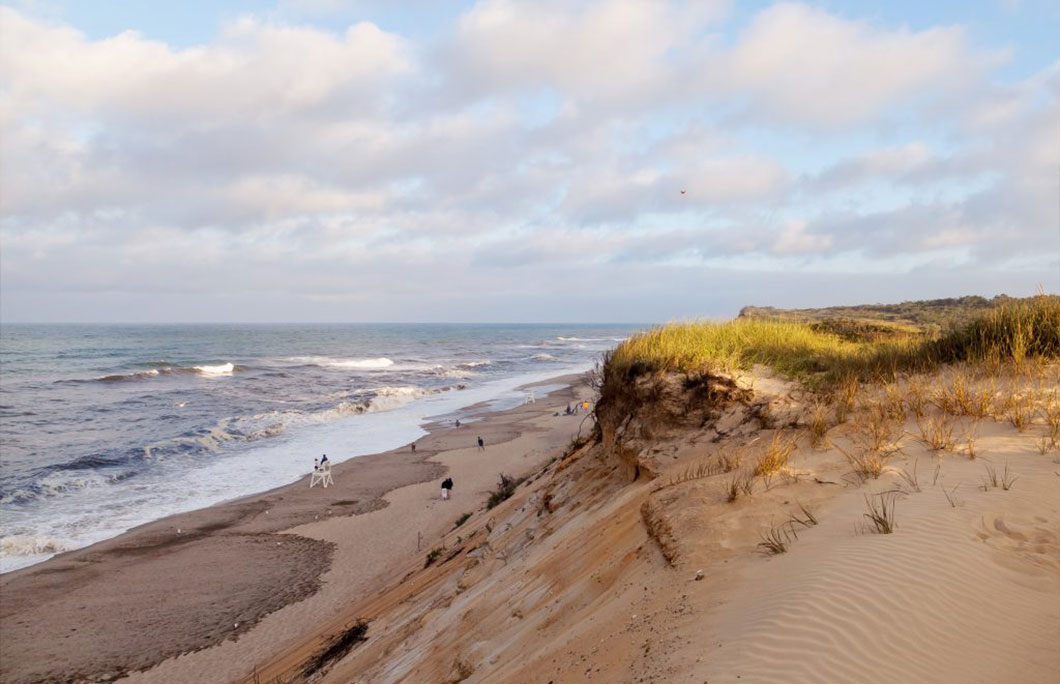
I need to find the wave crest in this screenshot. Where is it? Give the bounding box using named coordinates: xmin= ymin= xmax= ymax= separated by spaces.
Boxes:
xmin=0 ymin=535 xmax=70 ymax=558
xmin=195 ymin=362 xmax=234 ymax=376
xmin=285 ymin=356 xmax=394 ymax=370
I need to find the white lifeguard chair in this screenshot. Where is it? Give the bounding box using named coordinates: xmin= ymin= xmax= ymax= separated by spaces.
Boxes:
xmin=310 ymin=462 xmax=333 ymax=489
xmin=524 ymin=390 xmax=535 ymax=405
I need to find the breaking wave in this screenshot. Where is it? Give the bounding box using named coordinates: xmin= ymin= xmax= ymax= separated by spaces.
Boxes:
xmin=140 ymin=384 xmax=464 ymax=460
xmin=94 ymin=363 xmax=244 ymax=382
xmin=283 ymin=356 xmax=395 ymax=370
xmin=195 ymin=362 xmax=234 ymax=376
xmin=0 ymin=535 xmax=70 ymax=558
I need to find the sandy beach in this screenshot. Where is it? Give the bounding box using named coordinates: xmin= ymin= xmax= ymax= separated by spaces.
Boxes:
xmin=0 ymin=374 xmax=595 ymax=684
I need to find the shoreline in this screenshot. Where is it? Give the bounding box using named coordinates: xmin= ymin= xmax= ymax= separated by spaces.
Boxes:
xmin=0 ymin=363 xmax=593 ymax=575
xmin=0 ymin=372 xmax=594 ymax=684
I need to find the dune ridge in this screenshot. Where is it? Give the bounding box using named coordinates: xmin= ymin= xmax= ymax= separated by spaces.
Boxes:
xmin=238 ymin=357 xmax=1060 ymax=684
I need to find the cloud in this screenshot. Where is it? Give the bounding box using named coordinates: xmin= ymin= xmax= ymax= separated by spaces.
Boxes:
xmin=444 ymin=0 xmax=728 ymax=103
xmin=716 ymin=3 xmax=998 ymax=126
xmin=0 ymin=2 xmax=1054 ymax=322
xmin=0 ymin=8 xmax=413 ymax=122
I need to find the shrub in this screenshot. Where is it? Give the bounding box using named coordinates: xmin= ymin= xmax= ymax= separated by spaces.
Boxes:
xmin=486 ymin=473 xmax=523 ymax=509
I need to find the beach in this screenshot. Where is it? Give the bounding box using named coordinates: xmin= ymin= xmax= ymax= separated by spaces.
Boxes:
xmin=0 ymin=373 xmax=595 ymax=684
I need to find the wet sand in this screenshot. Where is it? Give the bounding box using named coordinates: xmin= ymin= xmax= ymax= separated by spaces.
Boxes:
xmin=0 ymin=374 xmax=592 ymax=684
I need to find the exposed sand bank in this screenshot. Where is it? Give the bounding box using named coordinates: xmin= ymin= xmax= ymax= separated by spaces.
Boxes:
xmin=255 ymin=364 xmax=1059 ymax=684
xmin=0 ymin=374 xmax=594 ymax=684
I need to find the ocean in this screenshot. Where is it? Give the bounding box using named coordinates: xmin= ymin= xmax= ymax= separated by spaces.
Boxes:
xmin=0 ymin=323 xmax=642 ymax=573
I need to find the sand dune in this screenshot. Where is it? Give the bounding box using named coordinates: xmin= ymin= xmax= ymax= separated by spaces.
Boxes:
xmin=255 ymin=364 xmax=1060 ymax=684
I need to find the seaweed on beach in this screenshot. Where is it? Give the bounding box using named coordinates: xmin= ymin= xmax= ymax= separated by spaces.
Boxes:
xmin=301 ymin=619 xmax=369 ymax=679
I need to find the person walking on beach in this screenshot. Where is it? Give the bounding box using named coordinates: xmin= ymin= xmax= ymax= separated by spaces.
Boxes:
xmin=411 ymin=443 xmax=416 ymax=453
xmin=441 ymin=477 xmax=453 ymax=500
xmin=477 ymin=436 xmax=485 ymax=450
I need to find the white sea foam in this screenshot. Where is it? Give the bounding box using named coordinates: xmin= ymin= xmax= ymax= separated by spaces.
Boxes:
xmin=195 ymin=362 xmax=234 ymax=376
xmin=98 ymin=369 xmax=160 ymax=382
xmin=327 ymin=358 xmax=393 ymax=369
xmin=531 ymin=353 xmax=558 ymax=361
xmin=286 ymin=356 xmax=394 ymax=370
xmin=1 ymin=535 xmax=71 ymax=557
xmin=1 ymin=362 xmax=592 ymax=574
xmin=425 ymin=364 xmax=479 ymax=379
xmin=143 ymin=386 xmax=450 ymax=459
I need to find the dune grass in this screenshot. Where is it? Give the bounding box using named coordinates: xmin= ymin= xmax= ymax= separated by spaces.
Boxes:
xmin=603 ymin=296 xmax=1060 ymax=392
xmin=606 ymin=318 xmax=925 ymax=387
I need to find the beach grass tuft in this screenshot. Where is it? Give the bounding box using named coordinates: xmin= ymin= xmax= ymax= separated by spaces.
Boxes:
xmin=486 ymin=473 xmax=524 ymax=509
xmin=757 ymin=519 xmax=796 ymax=555
xmin=753 ymin=433 xmax=797 ymax=477
xmin=301 ymin=619 xmax=369 ymax=679
xmin=863 ymin=493 xmax=898 ymax=534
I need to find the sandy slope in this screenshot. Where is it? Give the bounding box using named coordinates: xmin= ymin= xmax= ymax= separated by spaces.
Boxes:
xmin=120 ymin=378 xmax=594 ymax=684
xmin=277 ymin=365 xmax=1059 ymax=684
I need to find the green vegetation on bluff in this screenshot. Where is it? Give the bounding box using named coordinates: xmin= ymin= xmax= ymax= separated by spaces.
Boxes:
xmin=739 ymin=294 xmax=1033 ymax=336
xmin=604 ymin=295 xmax=1060 ymax=391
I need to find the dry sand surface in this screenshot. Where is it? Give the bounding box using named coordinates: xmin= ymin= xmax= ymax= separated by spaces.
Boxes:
xmin=251 ymin=364 xmax=1059 ymax=684
xmin=0 ymin=374 xmax=594 ymax=684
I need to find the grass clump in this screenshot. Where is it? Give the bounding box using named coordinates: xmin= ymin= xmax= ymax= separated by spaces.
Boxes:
xmin=725 ymin=471 xmax=755 ymax=503
xmin=847 ymin=449 xmax=885 ymax=482
xmin=453 ymin=512 xmax=472 ymax=530
xmin=757 ymin=519 xmax=797 ymax=555
xmin=753 ymin=434 xmax=797 ymax=477
xmin=789 ymin=502 xmax=818 ymax=528
xmin=809 ymin=402 xmax=829 ymax=448
xmin=486 ymin=473 xmax=524 ymax=510
xmin=981 ymin=462 xmax=1018 ymax=491
xmin=301 ymin=620 xmax=369 ymax=679
xmin=917 ymin=415 xmax=955 ymax=451
xmin=863 ymin=493 xmax=899 ymax=534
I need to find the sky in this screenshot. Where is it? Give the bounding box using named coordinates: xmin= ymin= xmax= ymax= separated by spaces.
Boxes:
xmin=0 ymin=0 xmax=1057 ymax=323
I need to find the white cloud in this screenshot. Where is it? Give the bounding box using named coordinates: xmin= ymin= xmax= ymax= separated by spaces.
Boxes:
xmin=717 ymin=3 xmax=995 ymax=126
xmin=773 ymin=220 xmax=833 ymax=255
xmin=0 ymin=7 xmax=413 ymax=122
xmin=0 ymin=2 xmax=1054 ymax=322
xmin=446 ymin=0 xmax=727 ymax=102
